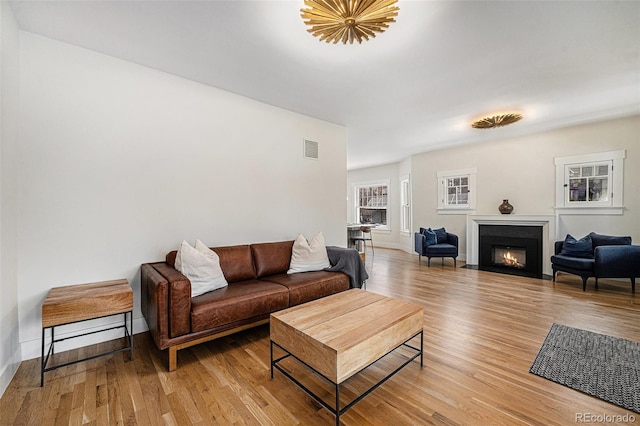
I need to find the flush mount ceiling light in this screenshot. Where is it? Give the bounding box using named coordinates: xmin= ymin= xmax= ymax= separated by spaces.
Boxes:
xmin=471 ymin=113 xmax=523 ymax=129
xmin=300 ymin=0 xmax=399 ymax=45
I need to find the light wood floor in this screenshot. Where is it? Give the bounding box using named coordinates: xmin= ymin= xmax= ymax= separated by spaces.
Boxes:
xmin=2 ymin=248 xmax=639 ymax=425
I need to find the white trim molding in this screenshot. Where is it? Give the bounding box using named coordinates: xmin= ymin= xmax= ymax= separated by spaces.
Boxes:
xmin=466 ymin=215 xmax=556 ymax=276
xmin=554 ymin=150 xmax=625 ymax=214
xmin=437 ymin=167 xmax=477 ymax=212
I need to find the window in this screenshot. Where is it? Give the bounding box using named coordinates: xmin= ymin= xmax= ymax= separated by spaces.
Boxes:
xmin=400 ymin=177 xmax=410 ymax=233
xmin=354 ymin=182 xmax=389 ymax=228
xmin=437 ymin=168 xmax=477 ymax=213
xmin=555 ymin=150 xmax=625 ymax=214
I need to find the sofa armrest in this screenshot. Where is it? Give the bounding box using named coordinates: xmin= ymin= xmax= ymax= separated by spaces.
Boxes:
xmin=141 ymin=263 xmax=170 ymax=349
xmin=594 ymin=245 xmax=640 ymax=278
xmin=145 ymin=262 xmax=192 ymax=341
xmin=446 ymin=233 xmax=459 ymax=248
xmin=554 ymin=241 xmax=564 ymax=255
xmin=414 ymin=232 xmax=425 ymax=255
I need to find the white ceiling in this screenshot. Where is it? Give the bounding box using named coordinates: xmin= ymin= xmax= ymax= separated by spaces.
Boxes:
xmin=9 ymin=0 xmax=640 ymax=170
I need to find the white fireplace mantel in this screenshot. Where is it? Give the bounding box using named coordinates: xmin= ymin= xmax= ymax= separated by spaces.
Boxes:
xmin=466 ymin=215 xmax=556 ymax=276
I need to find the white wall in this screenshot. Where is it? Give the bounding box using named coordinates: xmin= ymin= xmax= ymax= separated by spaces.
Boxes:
xmin=0 ymin=1 xmax=20 ymax=398
xmin=17 ymin=33 xmax=348 ymax=360
xmin=347 ymin=115 xmax=640 ymax=260
xmin=411 ymin=115 xmax=640 ymax=257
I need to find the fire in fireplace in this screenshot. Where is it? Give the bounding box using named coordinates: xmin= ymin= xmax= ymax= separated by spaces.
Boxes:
xmin=492 ymin=246 xmax=526 ymax=269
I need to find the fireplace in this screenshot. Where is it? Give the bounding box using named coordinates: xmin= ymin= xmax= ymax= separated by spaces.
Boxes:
xmin=479 ymin=225 xmax=543 ymax=278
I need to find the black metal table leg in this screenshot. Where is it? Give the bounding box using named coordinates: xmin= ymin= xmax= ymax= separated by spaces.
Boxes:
xmin=420 ymin=330 xmax=424 ymax=366
xmin=335 ymin=383 xmax=340 ymax=426
xmin=128 ymin=312 xmax=134 ymax=360
xmin=40 ymin=327 xmax=45 ymax=387
xmin=270 ymin=340 xmax=274 ymax=379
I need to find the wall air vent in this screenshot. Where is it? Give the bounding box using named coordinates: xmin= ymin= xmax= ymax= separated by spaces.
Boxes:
xmin=303 ymin=139 xmax=319 ymax=160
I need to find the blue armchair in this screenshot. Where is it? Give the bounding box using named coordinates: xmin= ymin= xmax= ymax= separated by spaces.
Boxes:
xmin=551 ymin=232 xmax=640 ymax=292
xmin=414 ymin=227 xmax=458 ymax=267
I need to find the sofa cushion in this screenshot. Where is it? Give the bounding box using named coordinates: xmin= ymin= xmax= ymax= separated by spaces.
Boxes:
xmin=423 ymin=229 xmax=438 ymax=246
xmin=551 ymin=254 xmax=595 ymax=271
xmin=175 ymin=240 xmax=228 ymax=297
xmin=251 ymin=240 xmax=294 ymax=278
xmin=560 ymin=234 xmax=593 ymax=258
xmin=287 ymin=232 xmax=331 ymax=274
xmin=261 ymin=271 xmax=350 ymax=306
xmin=425 ymin=243 xmax=457 ymax=257
xmin=190 ymin=280 xmax=289 ymax=333
xmin=432 ymin=227 xmax=448 ymax=244
xmin=589 ymin=232 xmax=632 ymax=248
xmin=212 ymin=245 xmax=258 ymax=283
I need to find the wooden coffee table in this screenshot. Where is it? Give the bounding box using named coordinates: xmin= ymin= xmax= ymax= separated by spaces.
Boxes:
xmin=270 ymin=288 xmax=423 ymax=425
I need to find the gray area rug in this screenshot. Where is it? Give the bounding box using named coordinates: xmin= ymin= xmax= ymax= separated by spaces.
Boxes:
xmin=530 ymin=323 xmax=640 ymax=413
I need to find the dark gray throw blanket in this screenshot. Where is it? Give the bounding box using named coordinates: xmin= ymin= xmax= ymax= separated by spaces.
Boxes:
xmin=325 ymin=246 xmax=369 ymax=288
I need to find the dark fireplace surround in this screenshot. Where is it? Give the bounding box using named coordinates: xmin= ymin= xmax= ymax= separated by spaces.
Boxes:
xmin=478 ymin=224 xmax=543 ymax=279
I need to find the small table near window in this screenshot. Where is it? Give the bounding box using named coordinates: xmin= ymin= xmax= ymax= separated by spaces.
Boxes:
xmin=41 ymin=279 xmax=133 ymax=386
xmin=347 ymin=223 xmax=376 ymax=251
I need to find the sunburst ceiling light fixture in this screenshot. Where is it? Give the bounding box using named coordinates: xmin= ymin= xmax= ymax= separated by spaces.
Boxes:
xmin=471 ymin=113 xmax=523 ymax=129
xmin=300 ymin=0 xmax=399 ymax=45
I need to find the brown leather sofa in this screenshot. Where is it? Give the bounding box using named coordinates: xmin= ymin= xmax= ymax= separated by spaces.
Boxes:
xmin=141 ymin=240 xmax=350 ymax=371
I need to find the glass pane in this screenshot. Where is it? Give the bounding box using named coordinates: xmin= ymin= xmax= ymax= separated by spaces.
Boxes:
xmin=448 ymin=194 xmax=456 ymax=204
xmin=461 ymin=177 xmax=468 ymax=185
xmin=588 ymin=177 xmax=609 ymax=202
xmin=448 ymin=187 xmax=456 ymax=195
xmin=453 ymin=178 xmax=460 ymax=186
xmin=569 ymin=167 xmax=581 ymax=178
xmin=360 ymin=208 xmax=387 ymax=224
xmin=596 ymin=165 xmax=608 ymax=176
xmin=569 ymin=178 xmax=587 ymax=201
xmin=460 ymin=185 xmax=468 ymax=194
xmin=600 ymin=179 xmax=608 ymax=201
xmin=458 ymin=192 xmax=469 ymax=204
xmin=588 ymin=178 xmax=602 ymax=201
xmin=581 ymin=166 xmax=593 ymax=177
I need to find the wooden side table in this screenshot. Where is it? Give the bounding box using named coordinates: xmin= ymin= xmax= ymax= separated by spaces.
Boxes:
xmin=41 ymin=279 xmax=133 ymax=386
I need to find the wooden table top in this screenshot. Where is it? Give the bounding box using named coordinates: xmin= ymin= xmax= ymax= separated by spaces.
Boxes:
xmin=270 ymin=288 xmax=423 ymax=383
xmin=42 ymin=279 xmax=132 ymax=328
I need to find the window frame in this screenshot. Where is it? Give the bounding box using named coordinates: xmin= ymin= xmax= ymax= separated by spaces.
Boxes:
xmin=554 ymin=150 xmax=625 ymax=215
xmin=400 ymin=176 xmax=411 ymax=234
xmin=437 ymin=168 xmax=477 ymax=214
xmin=353 ymin=180 xmax=390 ymax=230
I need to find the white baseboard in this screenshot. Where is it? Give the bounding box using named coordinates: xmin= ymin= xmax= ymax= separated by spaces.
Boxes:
xmin=21 ymin=316 xmax=149 ymax=361
xmin=369 ymin=241 xmax=405 ymax=251
xmin=0 ymin=346 xmax=21 ymax=399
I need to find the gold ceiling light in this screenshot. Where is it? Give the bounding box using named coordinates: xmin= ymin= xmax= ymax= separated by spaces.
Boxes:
xmin=471 ymin=113 xmax=523 ymax=129
xmin=300 ymin=0 xmax=399 ymax=45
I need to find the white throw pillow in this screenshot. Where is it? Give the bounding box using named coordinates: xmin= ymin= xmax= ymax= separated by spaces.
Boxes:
xmin=175 ymin=240 xmax=228 ymax=297
xmin=287 ymin=232 xmax=331 ymax=274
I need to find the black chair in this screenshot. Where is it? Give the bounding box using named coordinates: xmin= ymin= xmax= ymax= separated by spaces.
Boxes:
xmin=414 ymin=227 xmax=458 ymax=266
xmin=352 ymin=226 xmax=374 ymax=256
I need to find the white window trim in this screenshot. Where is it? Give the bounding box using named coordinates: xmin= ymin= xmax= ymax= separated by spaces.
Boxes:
xmin=437 ymin=168 xmax=477 ymax=214
xmin=554 ymin=150 xmax=625 ymax=215
xmin=352 ymin=179 xmax=391 ymax=231
xmin=400 ymin=175 xmax=411 ymax=235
